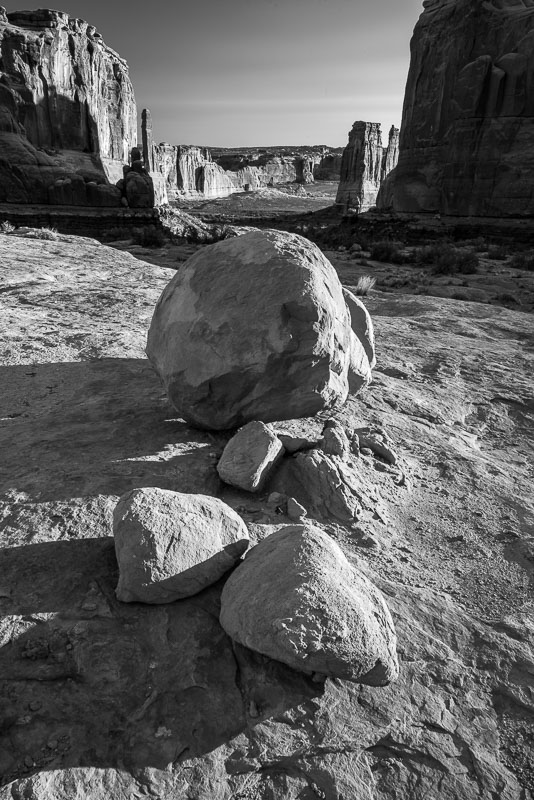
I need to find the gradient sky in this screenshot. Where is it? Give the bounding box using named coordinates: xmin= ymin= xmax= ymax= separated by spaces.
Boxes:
xmin=6 ymin=0 xmax=423 ymax=147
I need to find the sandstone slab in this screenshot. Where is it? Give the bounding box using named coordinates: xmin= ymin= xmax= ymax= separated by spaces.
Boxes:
xmin=220 ymin=525 xmax=399 ymax=684
xmin=114 ymin=488 xmax=249 ymax=603
xmin=147 ymin=229 xmax=365 ymax=429
xmin=217 ymin=421 xmax=284 ymax=493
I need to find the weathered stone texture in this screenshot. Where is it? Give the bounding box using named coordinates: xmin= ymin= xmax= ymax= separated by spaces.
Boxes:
xmin=0 ymin=9 xmax=137 ymax=206
xmin=147 ymin=229 xmax=372 ymax=430
xmin=336 ymin=121 xmax=399 ymax=211
xmin=220 ymin=525 xmax=399 ymax=684
xmin=389 ymin=0 xmax=534 ymax=216
xmin=114 ymin=488 xmax=249 ymax=603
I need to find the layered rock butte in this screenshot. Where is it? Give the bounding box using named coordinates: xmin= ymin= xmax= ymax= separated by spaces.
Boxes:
xmin=385 ymin=0 xmax=534 ymax=217
xmin=0 ymin=8 xmax=137 ymax=207
xmin=141 ymin=107 xmax=343 ymax=202
xmin=336 ymin=122 xmax=399 ymax=212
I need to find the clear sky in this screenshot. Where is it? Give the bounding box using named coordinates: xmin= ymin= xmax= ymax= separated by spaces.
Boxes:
xmin=5 ymin=0 xmax=423 ymax=147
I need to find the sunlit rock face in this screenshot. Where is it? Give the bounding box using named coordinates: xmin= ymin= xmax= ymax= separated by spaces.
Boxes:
xmin=0 ymin=8 xmax=137 ymax=205
xmin=336 ymin=122 xmax=399 ymax=212
xmin=390 ymin=0 xmax=534 ymax=216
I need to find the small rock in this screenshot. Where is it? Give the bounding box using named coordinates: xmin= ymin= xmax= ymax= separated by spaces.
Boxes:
xmin=217 ymin=421 xmax=285 ymax=493
xmin=360 ymin=447 xmax=373 ymax=456
xmin=287 ymin=497 xmax=307 ymax=521
xmin=272 ymin=449 xmax=366 ymax=523
xmin=24 ymin=755 xmax=34 ymax=767
xmin=248 ymin=700 xmax=259 ymax=718
xmin=321 ymin=419 xmax=350 ymax=459
xmin=267 ymin=491 xmax=286 ymax=507
xmin=114 ymin=488 xmax=250 ymax=603
xmin=220 ymin=525 xmax=399 ymax=684
xmin=29 ymin=700 xmax=42 ymax=711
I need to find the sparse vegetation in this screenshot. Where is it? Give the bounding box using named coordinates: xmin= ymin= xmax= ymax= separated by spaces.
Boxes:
xmin=510 ymin=251 xmax=534 ymax=271
xmin=132 ymin=225 xmax=167 ymax=248
xmin=416 ymin=243 xmax=478 ymax=275
xmin=487 ymin=245 xmax=508 ymax=260
xmin=1 ymin=221 xmax=15 ymax=234
xmin=369 ymin=240 xmax=405 ymax=264
xmin=33 ymin=226 xmax=59 ymax=240
xmin=355 ymin=275 xmax=376 ymax=296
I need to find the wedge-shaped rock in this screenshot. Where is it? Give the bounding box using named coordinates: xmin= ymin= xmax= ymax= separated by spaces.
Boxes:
xmin=147 ymin=229 xmax=366 ymax=430
xmin=217 ymin=421 xmax=284 ymax=493
xmin=220 ymin=525 xmax=399 ymax=685
xmin=343 ymin=287 xmax=376 ymax=369
xmin=114 ymin=488 xmax=249 ymax=603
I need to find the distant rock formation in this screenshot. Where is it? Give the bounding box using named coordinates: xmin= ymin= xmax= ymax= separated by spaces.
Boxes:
xmin=336 ymin=122 xmax=399 ymax=212
xmin=0 ymin=8 xmax=151 ymax=208
xmin=386 ymin=0 xmax=534 ymax=216
xmin=140 ymin=117 xmax=343 ymax=201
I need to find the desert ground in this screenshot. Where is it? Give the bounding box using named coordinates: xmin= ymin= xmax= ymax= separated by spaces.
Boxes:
xmin=0 ymin=226 xmax=533 ymax=798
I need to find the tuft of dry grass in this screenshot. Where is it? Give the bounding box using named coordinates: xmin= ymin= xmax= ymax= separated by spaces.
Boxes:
xmin=355 ymin=275 xmax=376 ymax=296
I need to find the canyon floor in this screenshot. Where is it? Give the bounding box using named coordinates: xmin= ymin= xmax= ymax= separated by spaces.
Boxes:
xmin=0 ymin=230 xmax=533 ymax=799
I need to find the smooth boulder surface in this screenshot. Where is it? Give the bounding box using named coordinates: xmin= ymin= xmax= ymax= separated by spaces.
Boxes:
xmin=217 ymin=421 xmax=285 ymax=492
xmin=220 ymin=525 xmax=399 ymax=684
xmin=146 ymin=229 xmax=371 ymax=430
xmin=114 ymin=487 xmax=249 ymax=603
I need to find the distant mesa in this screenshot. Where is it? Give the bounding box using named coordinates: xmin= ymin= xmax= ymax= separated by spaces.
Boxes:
xmin=382 ymin=0 xmax=534 ymax=216
xmin=336 ymin=121 xmax=399 ymax=213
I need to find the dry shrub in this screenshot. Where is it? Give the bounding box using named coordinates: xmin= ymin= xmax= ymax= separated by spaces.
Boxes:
xmin=355 ymin=275 xmax=376 ymax=296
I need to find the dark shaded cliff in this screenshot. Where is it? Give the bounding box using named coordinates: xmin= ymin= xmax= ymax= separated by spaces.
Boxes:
xmin=0 ymin=8 xmax=137 ymax=206
xmin=389 ymin=0 xmax=534 ymax=217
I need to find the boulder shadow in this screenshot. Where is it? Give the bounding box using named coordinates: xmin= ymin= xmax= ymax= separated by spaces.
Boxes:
xmin=0 ymin=536 xmax=324 ymax=783
xmin=0 ymin=358 xmax=226 ymax=504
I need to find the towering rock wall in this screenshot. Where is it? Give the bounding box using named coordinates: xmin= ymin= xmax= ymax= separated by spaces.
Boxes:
xmin=336 ymin=122 xmax=399 ymax=211
xmin=389 ymin=0 xmax=534 ymax=216
xmin=0 ymin=8 xmax=138 ymax=206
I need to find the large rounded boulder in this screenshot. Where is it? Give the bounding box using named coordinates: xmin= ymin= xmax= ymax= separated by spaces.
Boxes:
xmin=219 ymin=525 xmax=399 ymax=685
xmin=146 ymin=229 xmax=372 ymax=430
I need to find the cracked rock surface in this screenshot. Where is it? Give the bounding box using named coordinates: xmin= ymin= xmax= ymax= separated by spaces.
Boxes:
xmin=0 ymin=233 xmax=533 ymax=798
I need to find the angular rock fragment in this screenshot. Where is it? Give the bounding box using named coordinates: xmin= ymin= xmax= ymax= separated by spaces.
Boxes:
xmin=220 ymin=525 xmax=399 ymax=684
xmin=271 ymin=449 xmax=367 ymax=523
xmin=217 ymin=421 xmax=284 ymax=493
xmin=114 ymin=488 xmax=249 ymax=603
xmin=321 ymin=419 xmax=350 ymax=459
xmin=147 ymin=229 xmax=372 ymax=430
xmin=343 ymin=287 xmax=376 ymax=369
xmin=287 ymin=497 xmax=307 ymax=521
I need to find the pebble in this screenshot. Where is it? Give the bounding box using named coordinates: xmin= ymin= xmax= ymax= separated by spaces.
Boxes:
xmin=29 ymin=700 xmax=42 ymax=711
xmin=248 ymin=700 xmax=259 ymax=718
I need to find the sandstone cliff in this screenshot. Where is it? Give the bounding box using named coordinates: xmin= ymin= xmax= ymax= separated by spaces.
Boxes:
xmin=144 ymin=125 xmax=343 ymax=201
xmin=336 ymin=121 xmax=399 ymax=211
xmin=0 ymin=8 xmax=138 ymax=206
xmin=389 ymin=0 xmax=534 ymax=216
